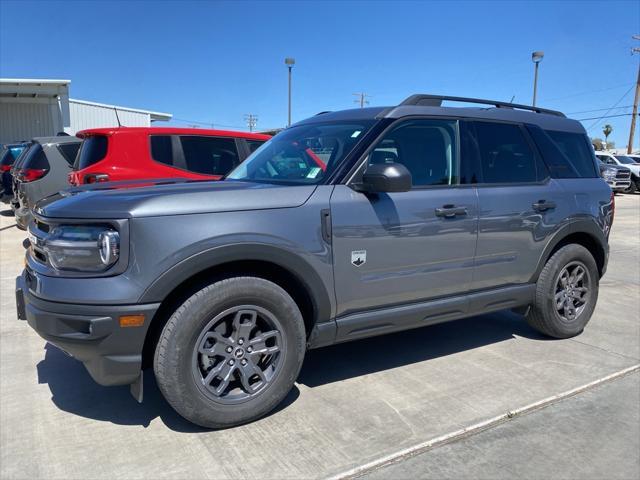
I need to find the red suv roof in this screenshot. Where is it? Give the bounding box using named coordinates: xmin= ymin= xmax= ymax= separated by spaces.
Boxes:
xmin=76 ymin=126 xmax=271 ymax=141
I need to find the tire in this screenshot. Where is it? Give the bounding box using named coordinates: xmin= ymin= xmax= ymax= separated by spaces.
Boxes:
xmin=623 ymin=182 xmax=637 ymax=194
xmin=154 ymin=276 xmax=306 ymax=429
xmin=526 ymin=244 xmax=599 ymax=339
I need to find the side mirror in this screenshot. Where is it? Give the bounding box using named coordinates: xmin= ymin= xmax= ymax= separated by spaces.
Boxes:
xmin=359 ymin=163 xmax=412 ymax=193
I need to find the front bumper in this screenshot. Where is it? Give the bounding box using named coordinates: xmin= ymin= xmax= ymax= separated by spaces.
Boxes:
xmin=16 ymin=270 xmax=160 ymax=386
xmin=605 ymin=179 xmax=631 ymax=192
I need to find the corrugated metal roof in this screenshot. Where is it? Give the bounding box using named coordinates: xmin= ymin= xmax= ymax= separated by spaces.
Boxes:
xmin=69 ymin=98 xmax=172 ymax=121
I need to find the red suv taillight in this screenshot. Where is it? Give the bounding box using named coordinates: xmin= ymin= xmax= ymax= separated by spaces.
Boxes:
xmin=83 ymin=173 xmax=110 ymax=184
xmin=0 ymin=165 xmax=11 ymax=173
xmin=21 ymin=168 xmax=48 ymax=182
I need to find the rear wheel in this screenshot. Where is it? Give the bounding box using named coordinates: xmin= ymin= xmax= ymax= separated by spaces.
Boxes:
xmin=527 ymin=244 xmax=599 ymax=338
xmin=154 ymin=277 xmax=306 ymax=428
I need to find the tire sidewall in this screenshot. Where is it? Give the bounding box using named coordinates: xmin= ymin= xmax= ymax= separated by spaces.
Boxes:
xmin=537 ymin=245 xmax=599 ymax=337
xmin=154 ymin=277 xmax=306 ymax=428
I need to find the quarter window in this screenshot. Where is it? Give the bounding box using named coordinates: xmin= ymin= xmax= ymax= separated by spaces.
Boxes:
xmin=474 ymin=122 xmax=542 ymax=183
xmin=366 ymin=119 xmax=459 ymax=187
xmin=57 ymin=143 xmax=81 ymax=166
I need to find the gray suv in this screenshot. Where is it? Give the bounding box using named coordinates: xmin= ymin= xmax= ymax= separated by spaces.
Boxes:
xmin=16 ymin=95 xmax=613 ymax=428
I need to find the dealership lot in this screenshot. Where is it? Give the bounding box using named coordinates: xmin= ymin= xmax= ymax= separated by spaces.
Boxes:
xmin=1 ymin=194 xmax=638 ymax=479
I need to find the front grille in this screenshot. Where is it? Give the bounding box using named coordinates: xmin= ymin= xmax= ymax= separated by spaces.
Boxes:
xmin=35 ymin=219 xmax=50 ymax=233
xmin=616 ymin=170 xmax=631 ymax=179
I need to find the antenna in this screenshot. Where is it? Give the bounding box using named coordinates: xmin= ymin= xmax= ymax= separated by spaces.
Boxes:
xmin=113 ymin=107 xmax=122 ymax=127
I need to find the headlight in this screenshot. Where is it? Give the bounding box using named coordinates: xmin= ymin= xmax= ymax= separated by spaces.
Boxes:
xmin=44 ymin=225 xmax=120 ymax=272
xmin=602 ymin=168 xmax=617 ymax=181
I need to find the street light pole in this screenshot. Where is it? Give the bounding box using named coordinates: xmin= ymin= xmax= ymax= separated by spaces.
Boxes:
xmin=531 ymin=51 xmax=544 ymax=107
xmin=285 ymin=57 xmax=295 ymax=127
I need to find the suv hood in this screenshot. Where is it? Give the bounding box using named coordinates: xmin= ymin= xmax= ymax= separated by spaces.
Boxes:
xmin=35 ymin=179 xmax=318 ymax=219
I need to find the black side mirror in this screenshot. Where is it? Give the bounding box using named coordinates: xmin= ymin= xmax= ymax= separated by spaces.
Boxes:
xmin=359 ymin=163 xmax=412 ymax=193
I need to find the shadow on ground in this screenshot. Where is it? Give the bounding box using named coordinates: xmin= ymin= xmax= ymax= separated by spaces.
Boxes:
xmin=36 ymin=310 xmax=545 ymax=432
xmin=1 ymin=208 xmax=15 ymax=217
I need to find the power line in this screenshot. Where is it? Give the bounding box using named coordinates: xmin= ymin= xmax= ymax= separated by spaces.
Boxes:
xmin=567 ymin=105 xmax=632 ymax=115
xmin=541 ymin=83 xmax=635 ymax=103
xmin=584 ymin=85 xmax=635 ymax=132
xmin=576 ymin=113 xmax=638 ymax=121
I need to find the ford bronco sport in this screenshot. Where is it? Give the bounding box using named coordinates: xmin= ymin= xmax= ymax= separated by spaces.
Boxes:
xmin=16 ymin=95 xmax=613 ymax=428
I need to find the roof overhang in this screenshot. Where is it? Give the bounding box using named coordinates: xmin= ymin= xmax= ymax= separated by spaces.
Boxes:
xmin=0 ymin=78 xmax=71 ymax=98
xmin=69 ymin=98 xmax=172 ymax=122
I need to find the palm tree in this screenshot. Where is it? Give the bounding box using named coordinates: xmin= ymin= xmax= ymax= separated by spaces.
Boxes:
xmin=603 ymin=124 xmax=613 ymax=149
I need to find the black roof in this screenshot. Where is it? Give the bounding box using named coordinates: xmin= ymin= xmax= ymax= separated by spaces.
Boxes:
xmin=298 ymin=94 xmax=584 ymax=133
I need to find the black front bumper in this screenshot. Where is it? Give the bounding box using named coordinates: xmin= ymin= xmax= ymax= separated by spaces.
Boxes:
xmin=16 ymin=270 xmax=160 ymax=387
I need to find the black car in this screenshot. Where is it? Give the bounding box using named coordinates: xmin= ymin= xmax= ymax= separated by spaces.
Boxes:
xmin=0 ymin=142 xmax=30 ymax=203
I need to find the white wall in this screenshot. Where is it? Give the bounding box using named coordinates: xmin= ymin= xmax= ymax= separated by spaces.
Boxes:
xmin=0 ymin=97 xmax=63 ymax=143
xmin=68 ymin=100 xmax=151 ymax=133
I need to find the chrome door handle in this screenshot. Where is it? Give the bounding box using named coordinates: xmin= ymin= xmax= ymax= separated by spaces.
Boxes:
xmin=435 ymin=205 xmax=468 ymax=218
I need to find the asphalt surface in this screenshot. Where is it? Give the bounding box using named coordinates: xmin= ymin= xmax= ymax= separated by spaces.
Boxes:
xmin=0 ymin=193 xmax=638 ymax=480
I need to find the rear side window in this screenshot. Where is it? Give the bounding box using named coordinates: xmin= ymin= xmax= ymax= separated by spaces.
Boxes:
xmin=150 ymin=135 xmax=173 ymax=165
xmin=538 ymin=130 xmax=598 ymax=178
xmin=474 ymin=122 xmax=543 ymax=184
xmin=246 ymin=139 xmax=266 ymax=153
xmin=75 ymin=136 xmax=108 ymax=169
xmin=21 ymin=144 xmax=49 ymax=170
xmin=180 ymin=136 xmax=239 ymax=176
xmin=57 ymin=143 xmax=81 ymax=166
xmin=151 ymin=135 xmax=241 ymax=176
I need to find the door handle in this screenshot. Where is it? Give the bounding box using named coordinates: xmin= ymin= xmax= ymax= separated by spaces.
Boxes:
xmin=435 ymin=205 xmax=468 ymax=218
xmin=532 ymin=200 xmax=556 ymax=212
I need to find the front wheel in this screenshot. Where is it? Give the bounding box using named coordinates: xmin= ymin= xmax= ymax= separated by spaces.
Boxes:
xmin=154 ymin=277 xmax=306 ymax=428
xmin=526 ymin=244 xmax=599 ymax=338
xmin=623 ymin=182 xmax=637 ymax=194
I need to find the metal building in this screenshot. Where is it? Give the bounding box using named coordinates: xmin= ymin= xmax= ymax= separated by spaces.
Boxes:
xmin=0 ymin=78 xmax=172 ymax=144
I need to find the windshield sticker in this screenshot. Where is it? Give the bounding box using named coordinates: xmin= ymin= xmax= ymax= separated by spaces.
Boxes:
xmin=306 ymin=167 xmax=321 ymax=178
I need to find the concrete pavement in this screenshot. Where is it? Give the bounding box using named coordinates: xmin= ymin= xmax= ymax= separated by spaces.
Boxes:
xmin=0 ymin=194 xmax=638 ymax=480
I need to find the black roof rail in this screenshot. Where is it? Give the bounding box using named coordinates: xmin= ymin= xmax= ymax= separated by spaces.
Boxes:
xmin=315 ymin=111 xmax=332 ymax=116
xmin=399 ymin=94 xmax=565 ymax=117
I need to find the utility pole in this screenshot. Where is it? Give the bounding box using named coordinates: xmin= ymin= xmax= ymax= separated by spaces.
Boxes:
xmin=353 ymin=92 xmax=371 ymax=108
xmin=627 ymin=35 xmax=640 ymax=154
xmin=285 ymin=57 xmax=295 ymax=127
xmin=244 ymin=114 xmax=258 ymax=132
xmin=531 ymin=51 xmax=544 ymax=107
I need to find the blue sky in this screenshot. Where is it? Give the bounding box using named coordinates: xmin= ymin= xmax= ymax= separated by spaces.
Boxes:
xmin=1 ymin=0 xmax=638 ymax=148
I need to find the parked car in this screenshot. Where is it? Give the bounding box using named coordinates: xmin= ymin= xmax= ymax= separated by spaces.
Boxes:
xmin=0 ymin=142 xmax=30 ymax=203
xmin=17 ymin=94 xmax=613 ymax=428
xmin=595 ymin=158 xmax=632 ymax=193
xmin=626 ymin=153 xmax=640 ymax=163
xmin=596 ymin=151 xmax=640 ymax=193
xmin=12 ymin=136 xmax=81 ymax=229
xmin=68 ymin=127 xmax=270 ymax=186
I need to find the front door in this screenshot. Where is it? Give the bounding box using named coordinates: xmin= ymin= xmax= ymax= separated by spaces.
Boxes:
xmin=331 ymin=119 xmax=479 ymax=317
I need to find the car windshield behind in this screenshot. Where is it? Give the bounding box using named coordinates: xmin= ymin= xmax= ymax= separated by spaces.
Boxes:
xmin=226 ymin=121 xmax=374 ymax=184
xmin=615 ymin=156 xmax=638 ymax=165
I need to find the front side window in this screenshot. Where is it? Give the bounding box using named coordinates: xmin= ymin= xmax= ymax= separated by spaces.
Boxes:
xmin=75 ymin=136 xmax=108 ymax=170
xmin=615 ymin=155 xmax=638 ymax=165
xmin=365 ymin=119 xmax=459 ymax=187
xmin=474 ymin=122 xmax=542 ymax=183
xmin=179 ymin=136 xmax=239 ymax=176
xmin=227 ymin=121 xmax=374 ymax=184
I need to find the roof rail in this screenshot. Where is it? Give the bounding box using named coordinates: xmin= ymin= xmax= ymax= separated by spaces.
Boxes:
xmin=399 ymin=94 xmax=565 ymax=117
xmin=315 ymin=111 xmax=332 ymax=116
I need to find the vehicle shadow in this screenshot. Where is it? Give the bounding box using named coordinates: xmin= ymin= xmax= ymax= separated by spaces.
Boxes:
xmin=1 ymin=208 xmax=15 ymax=217
xmin=36 ymin=310 xmax=546 ymax=432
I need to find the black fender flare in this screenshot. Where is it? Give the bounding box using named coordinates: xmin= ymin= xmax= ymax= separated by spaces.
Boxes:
xmin=138 ymin=243 xmax=333 ymax=326
xmin=529 ymin=218 xmax=609 ymax=282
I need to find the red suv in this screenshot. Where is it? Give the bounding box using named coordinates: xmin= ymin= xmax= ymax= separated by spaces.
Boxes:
xmin=68 ymin=127 xmax=270 ymax=185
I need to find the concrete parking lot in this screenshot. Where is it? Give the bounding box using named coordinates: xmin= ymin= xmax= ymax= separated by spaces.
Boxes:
xmin=1 ymin=194 xmax=639 ymax=480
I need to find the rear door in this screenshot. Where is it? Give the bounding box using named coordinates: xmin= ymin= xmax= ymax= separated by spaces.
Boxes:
xmin=469 ymin=121 xmax=568 ymax=290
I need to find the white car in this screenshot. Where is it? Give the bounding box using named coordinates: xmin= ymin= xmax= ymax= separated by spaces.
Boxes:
xmin=595 ymin=151 xmax=640 ymax=193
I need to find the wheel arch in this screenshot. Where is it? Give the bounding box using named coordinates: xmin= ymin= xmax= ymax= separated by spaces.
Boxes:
xmin=140 ymin=244 xmax=333 ymax=369
xmin=531 ymin=219 xmax=608 ymax=283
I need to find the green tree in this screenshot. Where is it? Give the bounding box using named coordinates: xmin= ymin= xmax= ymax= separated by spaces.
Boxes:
xmin=592 ymin=137 xmax=604 ymax=151
xmin=602 ymin=124 xmax=613 ymax=148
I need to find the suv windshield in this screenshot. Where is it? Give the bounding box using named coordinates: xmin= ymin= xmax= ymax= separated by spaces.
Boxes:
xmin=615 ymin=156 xmax=638 ymax=165
xmin=227 ymin=121 xmax=374 ymax=184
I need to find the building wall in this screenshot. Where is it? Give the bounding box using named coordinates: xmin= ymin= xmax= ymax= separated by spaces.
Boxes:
xmin=0 ymin=97 xmax=63 ymax=143
xmin=68 ymin=100 xmax=151 ymax=133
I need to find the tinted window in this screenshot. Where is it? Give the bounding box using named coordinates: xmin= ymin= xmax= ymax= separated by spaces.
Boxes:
xmin=246 ymin=139 xmax=266 ymax=153
xmin=75 ymin=136 xmax=108 ymax=169
xmin=21 ymin=144 xmax=49 ymax=170
xmin=57 ymin=143 xmax=80 ymax=166
xmin=150 ymin=135 xmax=173 ymax=166
xmin=366 ymin=119 xmax=458 ymax=187
xmin=615 ymin=155 xmax=638 ymax=165
xmin=474 ymin=122 xmax=541 ymax=183
xmin=544 ymin=130 xmax=598 ymax=178
xmin=0 ymin=148 xmax=17 ymax=166
xmin=179 ymin=136 xmax=239 ymax=176
xmin=228 ymin=122 xmax=374 ymax=185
